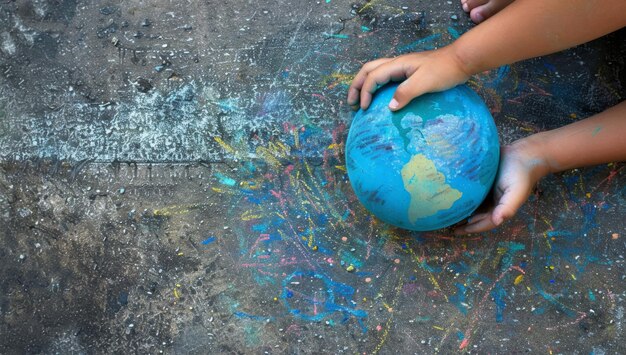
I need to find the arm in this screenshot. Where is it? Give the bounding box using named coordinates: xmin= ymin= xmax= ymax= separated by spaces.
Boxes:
xmin=347 ymin=0 xmax=626 ymax=110
xmin=455 ymin=100 xmax=626 ymax=235
xmin=535 ymin=101 xmax=626 ymax=173
xmin=455 ymin=0 xmax=626 ymax=74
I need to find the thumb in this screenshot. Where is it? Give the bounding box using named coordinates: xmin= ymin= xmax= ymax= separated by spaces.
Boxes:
xmin=491 ymin=184 xmax=531 ymax=226
xmin=388 ymin=72 xmax=431 ymax=111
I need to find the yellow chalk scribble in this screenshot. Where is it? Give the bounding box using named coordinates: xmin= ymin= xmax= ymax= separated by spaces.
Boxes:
xmin=214 ymin=136 xmax=236 ymax=155
xmin=321 ymin=72 xmax=354 ymax=89
xmin=256 ymin=141 xmax=291 ymax=168
xmin=241 ymin=210 xmax=263 ymax=221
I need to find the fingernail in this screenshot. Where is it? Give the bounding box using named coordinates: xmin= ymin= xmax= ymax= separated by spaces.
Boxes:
xmin=388 ymin=99 xmax=399 ymax=110
xmin=474 ymin=13 xmax=484 ymax=23
xmin=494 ymin=216 xmax=504 ymax=225
xmin=462 ymin=3 xmax=469 ymax=12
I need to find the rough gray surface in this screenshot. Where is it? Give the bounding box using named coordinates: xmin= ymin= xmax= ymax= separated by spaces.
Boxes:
xmin=1 ymin=0 xmax=625 ymax=353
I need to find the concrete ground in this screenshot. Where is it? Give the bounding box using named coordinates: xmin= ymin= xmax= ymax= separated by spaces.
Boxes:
xmin=1 ymin=0 xmax=625 ymax=353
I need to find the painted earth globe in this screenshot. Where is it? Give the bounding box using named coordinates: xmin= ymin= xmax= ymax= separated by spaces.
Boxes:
xmin=345 ymin=83 xmax=500 ymax=231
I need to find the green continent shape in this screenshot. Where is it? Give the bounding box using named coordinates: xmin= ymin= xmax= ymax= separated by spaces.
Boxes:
xmin=401 ymin=154 xmax=462 ymax=222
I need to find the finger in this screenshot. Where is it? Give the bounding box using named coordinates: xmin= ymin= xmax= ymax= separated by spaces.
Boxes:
xmin=492 ymin=193 xmax=526 ymax=226
xmin=469 ymin=0 xmax=510 ymax=24
xmin=491 ymin=185 xmax=530 ymax=226
xmin=466 ymin=212 xmax=491 ymax=225
xmin=453 ymin=212 xmax=490 ymax=235
xmin=455 ymin=212 xmax=498 ymax=235
xmin=347 ymin=58 xmax=393 ymax=106
xmin=347 ymin=87 xmax=361 ymax=109
xmin=360 ymin=61 xmax=413 ymax=109
xmin=463 ymin=0 xmax=488 ymax=13
xmin=389 ymin=70 xmax=435 ymax=111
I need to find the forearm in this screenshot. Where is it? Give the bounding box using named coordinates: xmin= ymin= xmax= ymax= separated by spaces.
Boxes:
xmin=526 ymin=101 xmax=626 ymax=174
xmin=451 ymin=0 xmax=626 ymax=74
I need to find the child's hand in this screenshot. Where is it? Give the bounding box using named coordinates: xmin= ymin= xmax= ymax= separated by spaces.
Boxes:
xmin=454 ymin=139 xmax=551 ymax=235
xmin=347 ymin=47 xmax=471 ymax=111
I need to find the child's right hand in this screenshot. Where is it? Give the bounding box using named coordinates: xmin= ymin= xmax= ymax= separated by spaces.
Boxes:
xmin=347 ymin=47 xmax=472 ymax=111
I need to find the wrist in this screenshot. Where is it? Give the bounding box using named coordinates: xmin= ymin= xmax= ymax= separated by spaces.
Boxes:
xmin=447 ymin=39 xmax=484 ymax=77
xmin=509 ymin=134 xmax=553 ymax=179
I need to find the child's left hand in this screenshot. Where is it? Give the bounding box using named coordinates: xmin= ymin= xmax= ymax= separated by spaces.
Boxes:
xmin=454 ymin=139 xmax=550 ymax=235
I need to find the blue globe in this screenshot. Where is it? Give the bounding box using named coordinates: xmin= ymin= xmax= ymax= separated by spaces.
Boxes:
xmin=345 ymin=83 xmax=500 ymax=231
